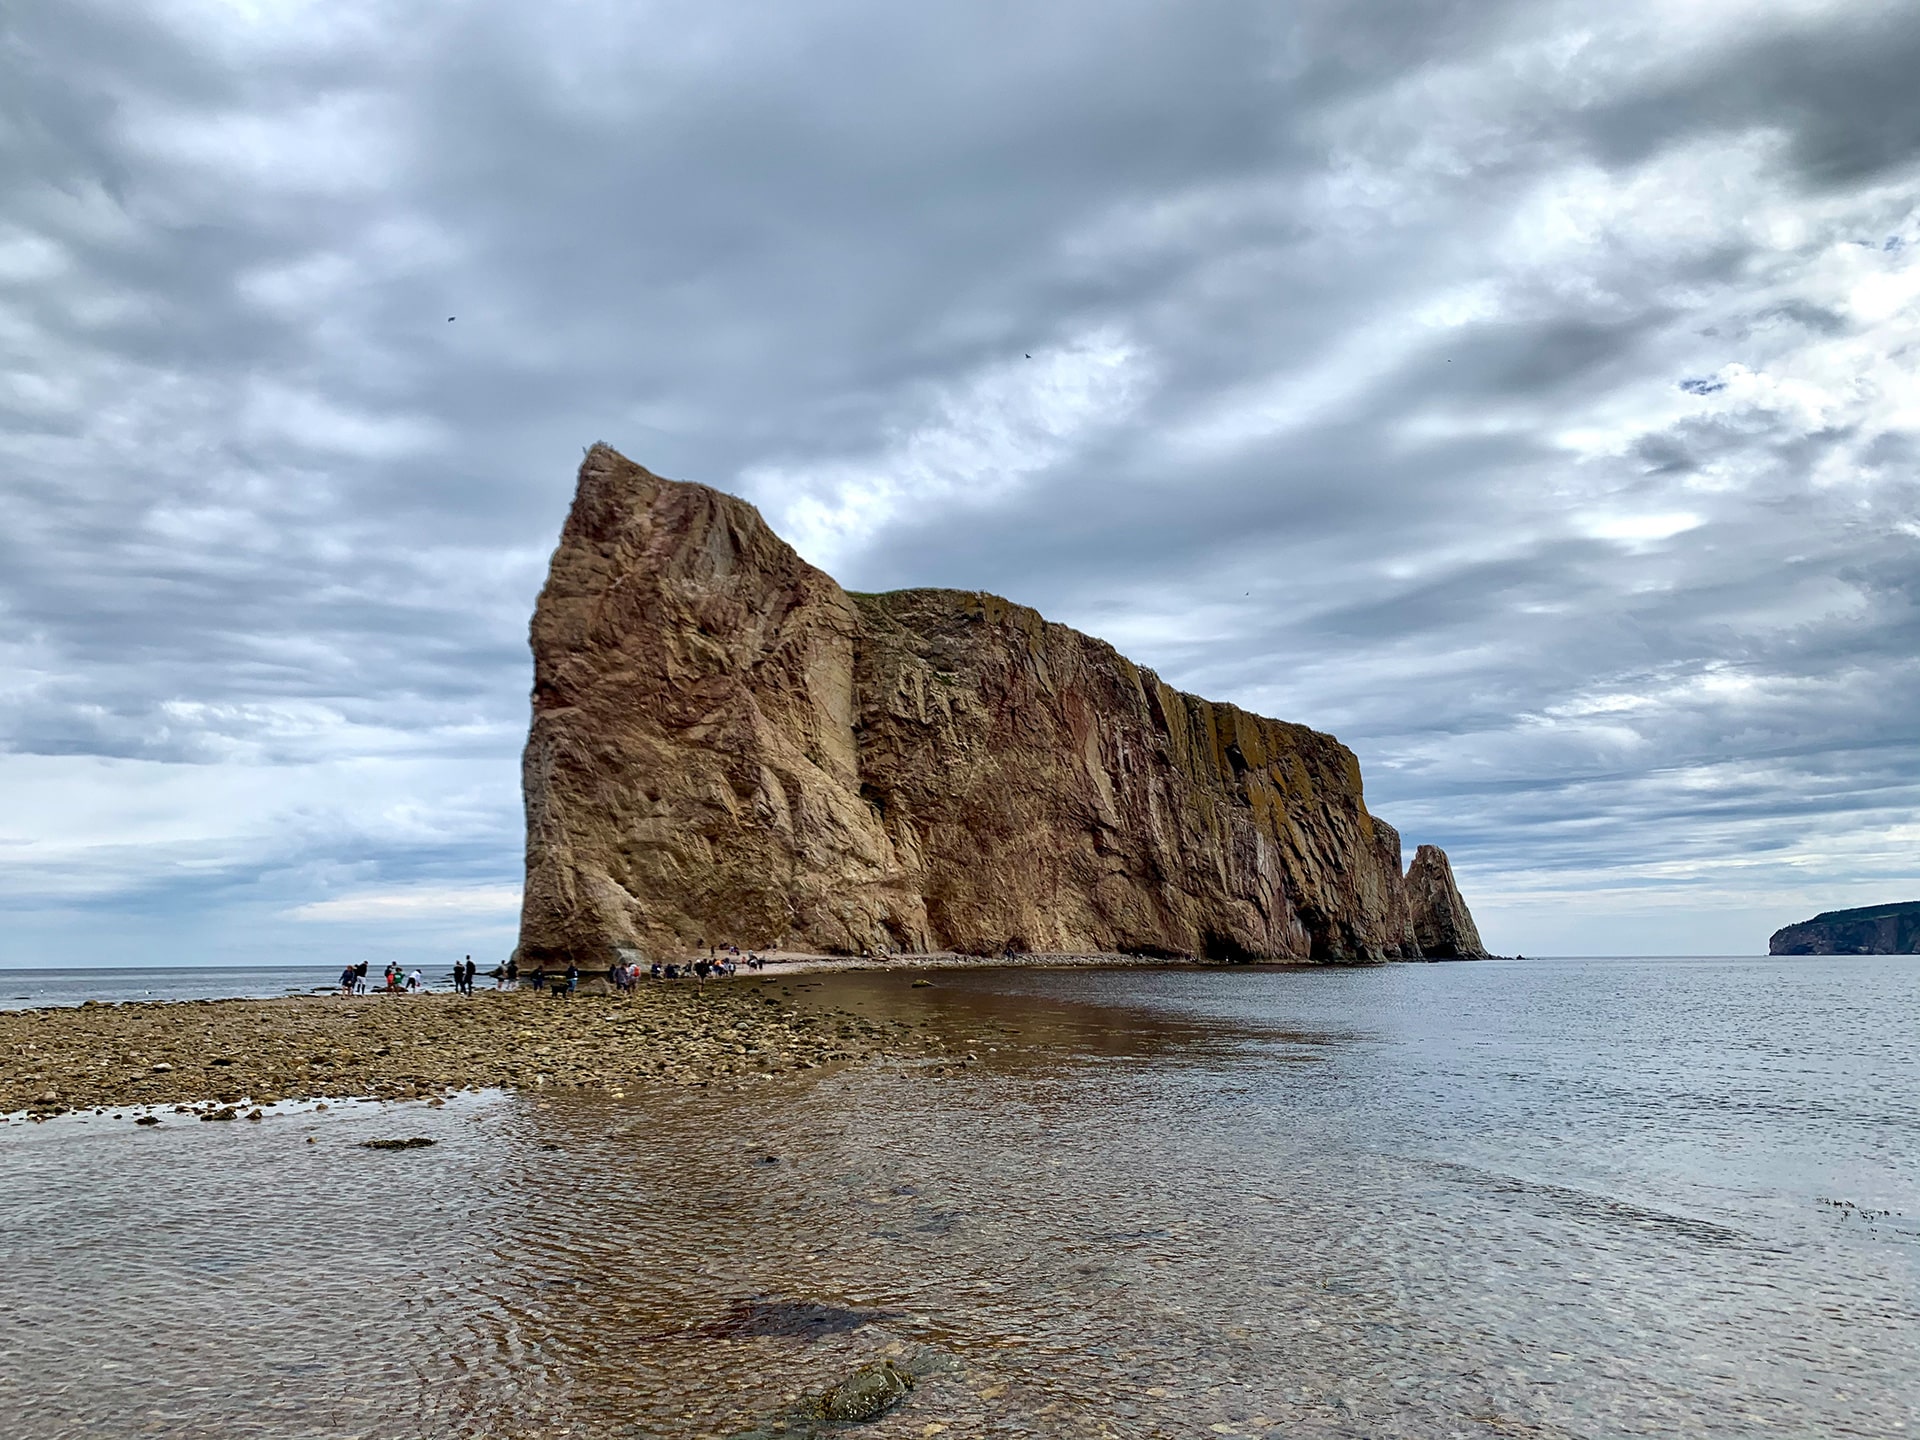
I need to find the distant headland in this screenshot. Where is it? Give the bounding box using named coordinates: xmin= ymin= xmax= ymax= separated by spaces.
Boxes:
xmin=1770 ymin=900 xmax=1920 ymax=955
xmin=516 ymin=445 xmax=1487 ymax=968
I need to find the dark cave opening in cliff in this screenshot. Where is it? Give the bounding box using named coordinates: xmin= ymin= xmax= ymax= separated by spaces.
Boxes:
xmin=1201 ymin=931 xmax=1258 ymax=963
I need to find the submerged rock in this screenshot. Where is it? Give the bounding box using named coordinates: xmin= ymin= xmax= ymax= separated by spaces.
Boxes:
xmin=361 ymin=1137 xmax=436 ymax=1151
xmin=520 ymin=446 xmax=1484 ymax=966
xmin=727 ymin=1355 xmax=928 ymax=1439
xmin=819 ymin=1359 xmax=915 ymax=1421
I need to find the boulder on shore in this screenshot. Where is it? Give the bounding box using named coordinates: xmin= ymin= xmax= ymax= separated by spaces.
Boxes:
xmin=1769 ymin=901 xmax=1920 ymax=955
xmin=518 ymin=445 xmax=1486 ymax=967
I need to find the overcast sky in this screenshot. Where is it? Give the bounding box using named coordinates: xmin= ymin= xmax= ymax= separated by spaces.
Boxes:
xmin=3 ymin=0 xmax=1916 ymax=968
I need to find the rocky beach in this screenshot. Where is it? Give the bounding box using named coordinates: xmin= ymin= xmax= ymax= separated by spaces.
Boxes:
xmin=0 ymin=975 xmax=947 ymax=1119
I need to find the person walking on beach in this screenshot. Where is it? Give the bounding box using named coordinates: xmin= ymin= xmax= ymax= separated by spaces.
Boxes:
xmin=564 ymin=964 xmax=579 ymax=998
xmin=339 ymin=964 xmax=356 ymax=996
xmin=355 ymin=961 xmax=369 ymax=994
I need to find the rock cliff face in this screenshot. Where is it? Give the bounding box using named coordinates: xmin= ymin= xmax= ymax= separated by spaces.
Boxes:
xmin=1404 ymin=844 xmax=1489 ymax=959
xmin=519 ymin=446 xmax=1484 ymax=966
xmin=1769 ymin=901 xmax=1920 ymax=955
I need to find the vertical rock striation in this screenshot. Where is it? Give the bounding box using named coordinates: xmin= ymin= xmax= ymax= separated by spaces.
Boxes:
xmin=519 ymin=446 xmax=1485 ymax=966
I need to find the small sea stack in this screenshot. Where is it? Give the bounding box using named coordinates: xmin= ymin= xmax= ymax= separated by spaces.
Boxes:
xmin=1405 ymin=844 xmax=1489 ymax=960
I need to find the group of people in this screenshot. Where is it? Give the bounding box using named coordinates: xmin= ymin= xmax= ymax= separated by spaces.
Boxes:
xmin=334 ymin=944 xmax=777 ymax=1000
xmin=337 ymin=961 xmax=426 ymax=995
xmin=658 ymin=954 xmax=756 ymax=981
xmin=335 ymin=956 xmax=487 ymax=996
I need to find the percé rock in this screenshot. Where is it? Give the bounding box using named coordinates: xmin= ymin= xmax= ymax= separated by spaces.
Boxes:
xmin=518 ymin=446 xmax=1484 ymax=966
xmin=1769 ymin=900 xmax=1920 ymax=955
xmin=1404 ymin=844 xmax=1489 ymax=959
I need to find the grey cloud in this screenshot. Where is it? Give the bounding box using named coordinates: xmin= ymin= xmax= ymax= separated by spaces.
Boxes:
xmin=1568 ymin=7 xmax=1920 ymax=188
xmin=3 ymin=0 xmax=1919 ymax=962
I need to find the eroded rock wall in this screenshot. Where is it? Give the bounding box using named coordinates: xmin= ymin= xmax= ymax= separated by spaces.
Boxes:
xmin=1769 ymin=901 xmax=1920 ymax=955
xmin=1406 ymin=843 xmax=1489 ymax=959
xmin=520 ymin=446 xmax=1483 ymax=966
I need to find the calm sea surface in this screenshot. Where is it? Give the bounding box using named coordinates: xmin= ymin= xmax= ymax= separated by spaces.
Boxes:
xmin=1 ymin=956 xmax=1915 ymax=1438
xmin=0 ymin=964 xmax=455 ymax=1010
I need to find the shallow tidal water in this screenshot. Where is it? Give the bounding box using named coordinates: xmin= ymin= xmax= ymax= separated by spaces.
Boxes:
xmin=2 ymin=956 xmax=1916 ymax=1438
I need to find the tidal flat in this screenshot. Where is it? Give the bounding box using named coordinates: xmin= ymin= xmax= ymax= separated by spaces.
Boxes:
xmin=3 ymin=957 xmax=1917 ymax=1439
xmin=0 ymin=979 xmax=944 ymax=1117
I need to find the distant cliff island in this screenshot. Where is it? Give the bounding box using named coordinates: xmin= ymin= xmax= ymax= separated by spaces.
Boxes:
xmin=517 ymin=445 xmax=1487 ymax=968
xmin=1770 ymin=900 xmax=1920 ymax=955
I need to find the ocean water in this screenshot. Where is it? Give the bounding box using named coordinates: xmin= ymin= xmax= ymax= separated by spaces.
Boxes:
xmin=0 ymin=963 xmax=456 ymax=1010
xmin=1 ymin=955 xmax=1914 ymax=1438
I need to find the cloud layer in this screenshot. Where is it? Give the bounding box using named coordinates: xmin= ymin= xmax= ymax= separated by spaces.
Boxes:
xmin=3 ymin=0 xmax=1916 ymax=963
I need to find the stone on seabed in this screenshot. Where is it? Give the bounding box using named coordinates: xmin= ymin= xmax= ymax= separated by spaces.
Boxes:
xmin=819 ymin=1359 xmax=915 ymax=1421
xmin=519 ymin=445 xmax=1485 ymax=967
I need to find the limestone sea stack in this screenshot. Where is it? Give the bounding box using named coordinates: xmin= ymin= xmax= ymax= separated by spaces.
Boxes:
xmin=1405 ymin=844 xmax=1487 ymax=959
xmin=518 ymin=445 xmax=1486 ymax=966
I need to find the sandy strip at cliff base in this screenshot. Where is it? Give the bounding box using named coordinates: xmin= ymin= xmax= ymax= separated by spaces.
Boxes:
xmin=0 ymin=979 xmax=949 ymax=1120
xmin=714 ymin=949 xmax=1244 ymax=973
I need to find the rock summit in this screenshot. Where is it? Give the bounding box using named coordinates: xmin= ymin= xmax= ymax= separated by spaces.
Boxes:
xmin=518 ymin=446 xmax=1487 ymax=966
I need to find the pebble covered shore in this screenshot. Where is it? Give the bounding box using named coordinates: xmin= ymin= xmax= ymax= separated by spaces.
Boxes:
xmin=0 ymin=979 xmax=938 ymax=1118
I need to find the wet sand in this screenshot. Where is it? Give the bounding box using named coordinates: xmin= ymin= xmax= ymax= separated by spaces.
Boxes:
xmin=0 ymin=977 xmax=950 ymax=1117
